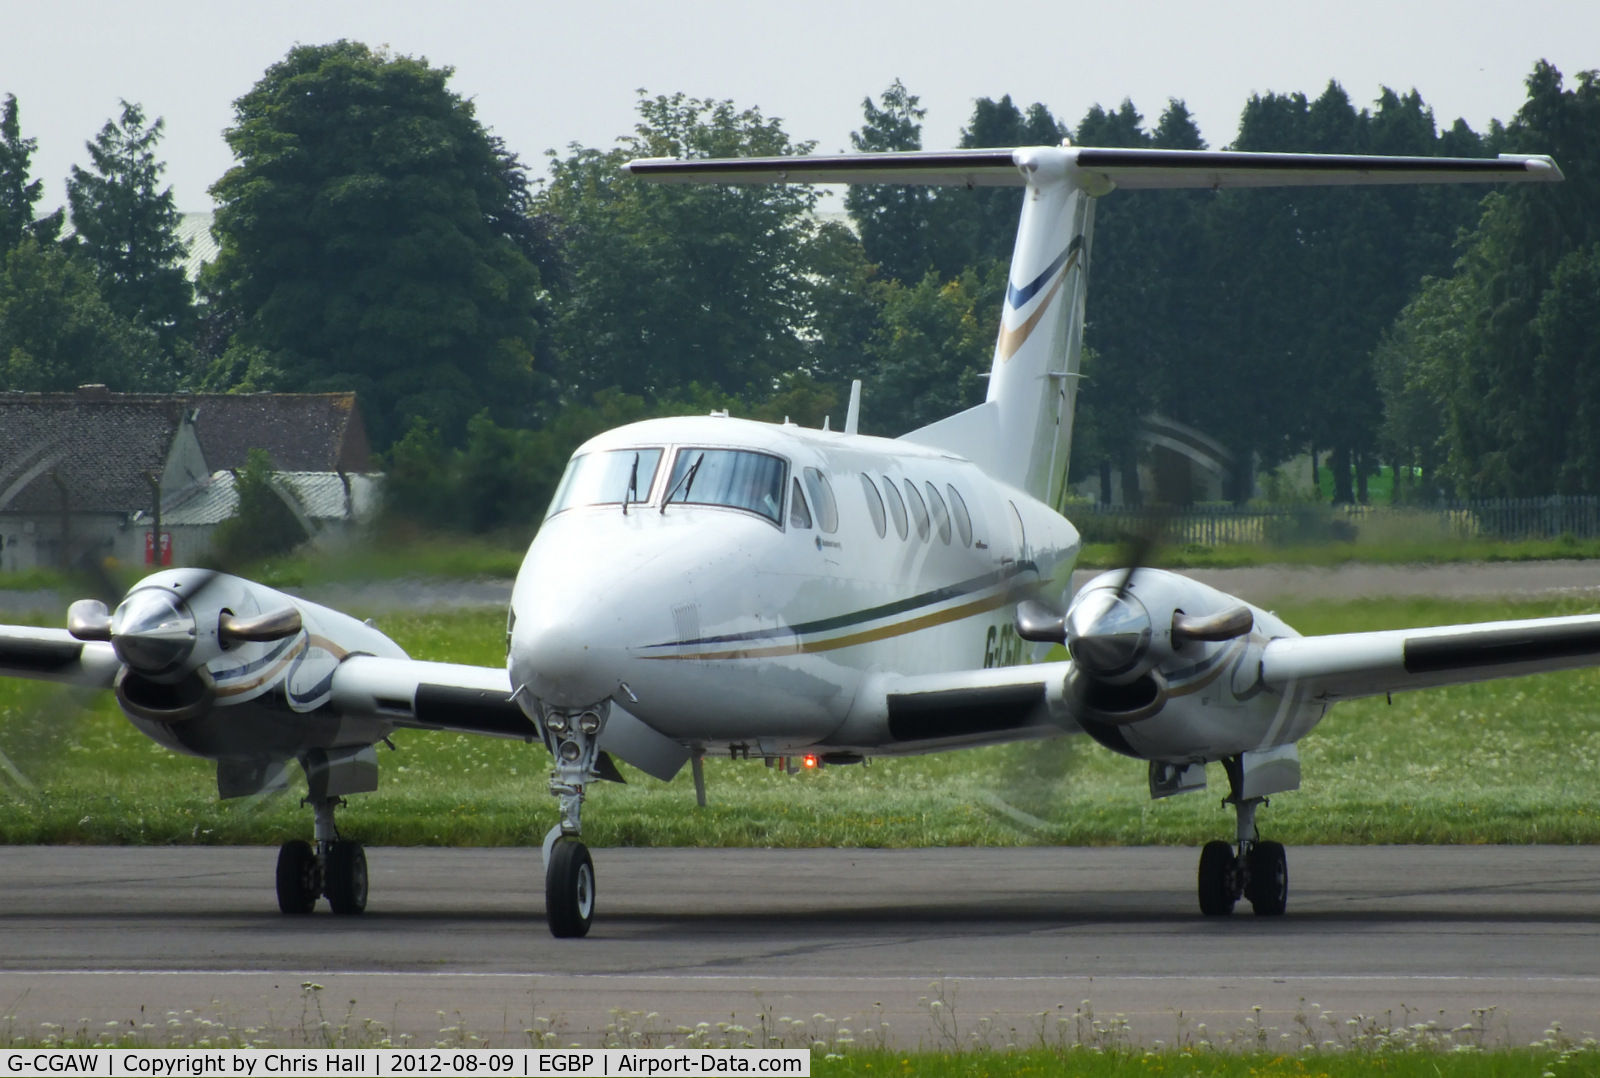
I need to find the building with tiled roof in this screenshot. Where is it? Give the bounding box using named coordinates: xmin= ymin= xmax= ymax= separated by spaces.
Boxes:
xmin=0 ymin=386 xmax=377 ymax=572
xmin=184 ymin=392 xmax=372 ymax=473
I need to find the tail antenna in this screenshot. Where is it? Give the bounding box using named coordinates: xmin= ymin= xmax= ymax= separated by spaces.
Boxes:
xmin=844 ymin=380 xmax=862 ymax=436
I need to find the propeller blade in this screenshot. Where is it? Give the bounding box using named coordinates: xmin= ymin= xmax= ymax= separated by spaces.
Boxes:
xmin=1014 ymin=600 xmax=1066 ymax=644
xmin=1172 ymin=605 xmax=1254 ymax=645
xmin=66 ymin=599 xmax=113 ymax=642
xmin=218 ymin=606 xmax=303 ymax=644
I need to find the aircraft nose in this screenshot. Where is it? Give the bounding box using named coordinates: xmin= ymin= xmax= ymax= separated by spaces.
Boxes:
xmin=511 ymin=605 xmax=625 ymax=708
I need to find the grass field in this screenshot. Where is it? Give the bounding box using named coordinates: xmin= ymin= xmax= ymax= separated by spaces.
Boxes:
xmin=14 ymin=528 xmax=1600 ymax=600
xmin=4 ymin=595 xmax=1600 ymax=849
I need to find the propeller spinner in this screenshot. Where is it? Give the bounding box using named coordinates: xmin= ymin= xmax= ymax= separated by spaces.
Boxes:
xmin=67 ymin=577 xmax=304 ymax=682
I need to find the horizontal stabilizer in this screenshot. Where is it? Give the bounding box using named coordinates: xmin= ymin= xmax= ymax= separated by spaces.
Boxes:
xmin=625 ymin=147 xmax=1562 ymax=191
xmin=625 ymin=149 xmax=1021 ymax=187
xmin=1073 ymin=148 xmax=1562 ymax=189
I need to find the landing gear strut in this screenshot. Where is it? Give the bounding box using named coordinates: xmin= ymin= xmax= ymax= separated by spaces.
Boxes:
xmin=275 ymin=796 xmax=368 ymax=915
xmin=540 ymin=704 xmax=608 ymax=938
xmin=1197 ymin=755 xmax=1288 ymax=916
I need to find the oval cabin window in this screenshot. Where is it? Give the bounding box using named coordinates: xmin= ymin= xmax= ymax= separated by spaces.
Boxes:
xmin=859 ymin=474 xmax=887 ymax=538
xmin=880 ymin=475 xmax=908 ymax=540
xmin=902 ymin=480 xmax=930 ymax=541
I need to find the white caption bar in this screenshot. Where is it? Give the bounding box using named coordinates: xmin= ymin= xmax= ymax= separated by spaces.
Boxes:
xmin=1 ymin=1050 xmax=810 ymax=1078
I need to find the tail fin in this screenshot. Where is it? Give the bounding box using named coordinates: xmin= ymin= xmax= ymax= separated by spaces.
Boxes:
xmin=625 ymin=147 xmax=1560 ymax=511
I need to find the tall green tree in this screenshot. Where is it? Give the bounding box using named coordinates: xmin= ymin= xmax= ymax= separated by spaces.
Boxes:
xmin=1383 ymin=62 xmax=1600 ymax=497
xmin=65 ymin=100 xmax=194 ymax=369
xmin=862 ymin=263 xmax=1003 ymax=434
xmin=1207 ymin=82 xmax=1487 ymax=501
xmin=0 ymin=94 xmax=62 ymax=252
xmin=204 ymin=41 xmax=548 ymax=447
xmin=537 ymin=92 xmax=831 ymax=402
xmin=0 ymin=238 xmax=160 ymax=390
xmin=844 ymin=80 xmax=940 ymax=284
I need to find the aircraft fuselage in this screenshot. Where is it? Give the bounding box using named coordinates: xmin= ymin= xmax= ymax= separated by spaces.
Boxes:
xmin=508 ymin=414 xmax=1080 ymax=754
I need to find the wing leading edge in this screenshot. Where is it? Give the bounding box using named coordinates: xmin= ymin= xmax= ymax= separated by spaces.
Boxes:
xmin=624 ymin=147 xmax=1562 ymax=191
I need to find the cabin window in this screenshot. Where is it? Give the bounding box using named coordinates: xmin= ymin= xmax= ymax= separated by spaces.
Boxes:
xmin=803 ymin=468 xmax=839 ymax=533
xmin=947 ymin=484 xmax=973 ymax=546
xmin=790 ymin=478 xmax=812 ymax=529
xmin=859 ymin=474 xmax=887 ymax=538
xmin=903 ymin=480 xmax=930 ymax=541
xmin=924 ymin=482 xmax=952 ymax=544
xmin=547 ymin=448 xmax=664 ymax=517
xmin=663 ymin=448 xmax=787 ymax=524
xmin=880 ymin=475 xmax=908 ymax=539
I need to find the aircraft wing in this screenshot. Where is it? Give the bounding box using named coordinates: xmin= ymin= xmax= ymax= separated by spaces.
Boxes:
xmin=329 ymin=656 xmax=690 ymax=780
xmin=873 ymin=660 xmax=1080 ymax=746
xmin=0 ymin=625 xmax=120 ymax=689
xmin=1261 ymin=613 xmax=1600 ymax=702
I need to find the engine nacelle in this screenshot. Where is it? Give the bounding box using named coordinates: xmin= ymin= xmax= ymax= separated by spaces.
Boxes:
xmin=1024 ymin=568 xmax=1326 ymax=761
xmin=73 ymin=569 xmax=409 ymax=727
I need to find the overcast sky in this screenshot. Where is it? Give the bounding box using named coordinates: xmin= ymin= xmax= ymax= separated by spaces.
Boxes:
xmin=3 ymin=0 xmax=1596 ymax=213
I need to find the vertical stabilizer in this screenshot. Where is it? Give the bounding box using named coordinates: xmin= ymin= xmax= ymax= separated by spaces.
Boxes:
xmin=900 ymin=150 xmax=1094 ymax=511
xmin=983 ymin=155 xmax=1094 ymax=509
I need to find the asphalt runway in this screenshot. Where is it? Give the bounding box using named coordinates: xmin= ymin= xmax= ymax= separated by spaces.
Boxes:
xmin=1 ymin=845 xmax=1596 ymax=1048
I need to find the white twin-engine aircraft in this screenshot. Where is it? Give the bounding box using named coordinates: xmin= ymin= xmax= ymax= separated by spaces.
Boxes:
xmin=0 ymin=144 xmax=1581 ymax=937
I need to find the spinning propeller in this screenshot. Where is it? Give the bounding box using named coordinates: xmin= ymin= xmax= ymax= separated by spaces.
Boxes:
xmin=1015 ymin=518 xmax=1254 ymax=724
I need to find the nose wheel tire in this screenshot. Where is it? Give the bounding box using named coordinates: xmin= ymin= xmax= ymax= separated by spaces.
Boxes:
xmin=275 ymin=840 xmax=317 ymax=915
xmin=1244 ymin=839 xmax=1288 ymax=916
xmin=546 ymin=838 xmax=595 ymax=938
xmin=1197 ymin=839 xmax=1238 ymax=916
xmin=325 ymin=841 xmax=369 ymax=915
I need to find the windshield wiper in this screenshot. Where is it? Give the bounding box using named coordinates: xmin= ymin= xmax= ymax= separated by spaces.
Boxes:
xmin=660 ymin=452 xmax=704 ymax=515
xmin=623 ymin=452 xmax=640 ymax=515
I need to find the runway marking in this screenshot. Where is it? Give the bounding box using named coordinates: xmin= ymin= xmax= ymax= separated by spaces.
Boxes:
xmin=8 ymin=971 xmax=1600 ymax=984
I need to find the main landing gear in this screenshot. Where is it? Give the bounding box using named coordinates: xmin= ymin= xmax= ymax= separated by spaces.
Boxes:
xmin=1197 ymin=755 xmax=1288 ymax=917
xmin=276 ymin=796 xmax=368 ymax=915
xmin=540 ymin=704 xmax=608 ymax=938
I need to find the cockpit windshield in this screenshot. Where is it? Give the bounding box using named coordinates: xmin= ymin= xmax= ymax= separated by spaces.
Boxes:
xmin=546 ymin=448 xmax=664 ymax=517
xmin=663 ymin=448 xmax=787 ymax=524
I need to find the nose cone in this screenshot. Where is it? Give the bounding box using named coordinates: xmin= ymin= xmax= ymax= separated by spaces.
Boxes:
xmin=511 ymin=605 xmax=625 ymax=708
xmin=111 ymin=588 xmax=197 ymax=676
xmin=1065 ymin=588 xmax=1152 ymax=679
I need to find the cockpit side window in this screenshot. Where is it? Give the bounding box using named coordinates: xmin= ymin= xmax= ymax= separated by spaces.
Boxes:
xmin=790 ymin=478 xmax=812 ymax=529
xmin=803 ymin=468 xmax=838 ymax=534
xmin=547 ymin=448 xmax=664 ymax=517
xmin=664 ymin=448 xmax=787 ymax=524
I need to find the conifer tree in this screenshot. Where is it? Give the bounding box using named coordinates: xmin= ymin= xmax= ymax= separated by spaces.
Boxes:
xmin=66 ymin=100 xmax=193 ymax=367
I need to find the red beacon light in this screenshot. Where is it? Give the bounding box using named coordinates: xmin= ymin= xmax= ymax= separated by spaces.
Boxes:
xmin=802 ymin=753 xmax=819 ymax=770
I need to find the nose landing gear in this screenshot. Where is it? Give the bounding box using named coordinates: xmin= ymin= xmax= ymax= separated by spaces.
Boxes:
xmin=540 ymin=704 xmax=609 ymax=938
xmin=1197 ymin=755 xmax=1289 ymax=917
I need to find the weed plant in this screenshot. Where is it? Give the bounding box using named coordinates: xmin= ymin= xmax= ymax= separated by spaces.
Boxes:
xmin=3 ymin=982 xmax=1595 ymax=1075
xmin=3 ymin=598 xmax=1600 ymax=847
